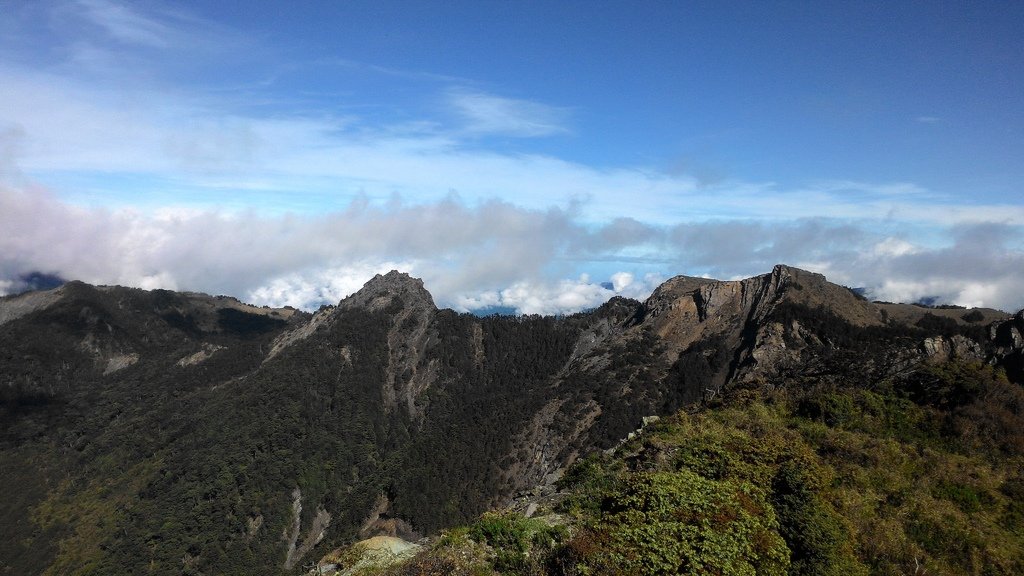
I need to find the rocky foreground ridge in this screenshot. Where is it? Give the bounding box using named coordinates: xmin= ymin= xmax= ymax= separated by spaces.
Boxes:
xmin=1 ymin=265 xmax=1021 ymax=575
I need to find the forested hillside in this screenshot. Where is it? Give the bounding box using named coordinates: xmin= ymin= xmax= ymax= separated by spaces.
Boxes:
xmin=356 ymin=361 xmax=1024 ymax=575
xmin=1 ymin=267 xmax=1021 ymax=575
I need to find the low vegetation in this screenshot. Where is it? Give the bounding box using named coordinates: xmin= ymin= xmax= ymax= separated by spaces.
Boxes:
xmin=371 ymin=362 xmax=1024 ymax=575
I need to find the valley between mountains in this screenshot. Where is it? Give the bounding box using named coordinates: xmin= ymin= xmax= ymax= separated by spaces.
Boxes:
xmin=2 ymin=265 xmax=1022 ymax=575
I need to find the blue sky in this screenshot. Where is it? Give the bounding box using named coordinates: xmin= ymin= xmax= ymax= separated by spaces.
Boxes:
xmin=1 ymin=0 xmax=1023 ymax=313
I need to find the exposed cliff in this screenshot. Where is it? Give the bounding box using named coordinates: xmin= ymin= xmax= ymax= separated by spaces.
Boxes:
xmin=343 ymin=272 xmax=439 ymax=418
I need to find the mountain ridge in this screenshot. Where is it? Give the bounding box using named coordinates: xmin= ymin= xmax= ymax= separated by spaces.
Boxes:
xmin=1 ymin=265 xmax=1021 ymax=575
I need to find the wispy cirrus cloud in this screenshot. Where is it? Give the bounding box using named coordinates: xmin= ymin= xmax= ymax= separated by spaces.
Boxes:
xmin=325 ymin=57 xmax=471 ymax=85
xmin=2 ymin=2 xmax=1020 ymax=229
xmin=30 ymin=0 xmax=261 ymax=82
xmin=74 ymin=0 xmax=174 ymax=48
xmin=448 ymin=88 xmax=571 ymax=137
xmin=3 ymin=57 xmax=1022 ymax=234
xmin=6 ymin=67 xmax=1020 ymax=229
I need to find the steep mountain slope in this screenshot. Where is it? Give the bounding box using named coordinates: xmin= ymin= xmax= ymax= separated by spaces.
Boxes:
xmin=357 ymin=360 xmax=1024 ymax=576
xmin=1 ymin=266 xmax=1020 ymax=575
xmin=513 ymin=266 xmax=1016 ymax=481
xmin=0 ymin=282 xmax=304 ymax=575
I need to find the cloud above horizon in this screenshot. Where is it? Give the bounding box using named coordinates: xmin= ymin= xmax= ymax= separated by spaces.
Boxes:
xmin=2 ymin=178 xmax=1022 ymax=314
xmin=4 ymin=63 xmax=1022 ymax=231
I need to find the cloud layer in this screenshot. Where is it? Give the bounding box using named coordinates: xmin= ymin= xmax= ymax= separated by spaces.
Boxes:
xmin=2 ymin=179 xmax=1022 ymax=314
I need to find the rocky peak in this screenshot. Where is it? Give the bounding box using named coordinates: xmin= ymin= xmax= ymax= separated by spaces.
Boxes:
xmin=643 ymin=275 xmax=715 ymax=314
xmin=637 ymin=265 xmax=823 ymax=325
xmin=340 ymin=271 xmax=436 ymax=312
xmin=611 ymin=265 xmax=891 ymax=397
xmin=266 ymin=272 xmax=436 ymax=370
xmin=334 ymin=271 xmax=439 ymax=418
xmin=768 ymin=263 xmax=823 ymax=284
xmin=756 ymin=264 xmax=883 ymax=327
xmin=634 ymin=266 xmax=814 ymax=339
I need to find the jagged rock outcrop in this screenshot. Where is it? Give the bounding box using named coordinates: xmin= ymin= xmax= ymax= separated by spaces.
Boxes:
xmin=640 ymin=265 xmax=879 ymax=344
xmin=990 ymin=310 xmax=1024 ymax=352
xmin=920 ymin=334 xmax=985 ymax=363
xmin=612 ymin=265 xmax=884 ymax=393
xmin=338 ymin=271 xmax=436 ymax=312
xmin=989 ymin=310 xmax=1024 ymax=381
xmin=343 ymin=271 xmax=439 ymax=418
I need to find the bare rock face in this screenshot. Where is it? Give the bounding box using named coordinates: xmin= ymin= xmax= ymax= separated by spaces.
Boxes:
xmin=624 ymin=265 xmax=884 ymax=391
xmin=920 ymin=335 xmax=985 ymax=363
xmin=748 ymin=319 xmax=823 ymax=373
xmin=0 ymin=286 xmax=64 ymax=326
xmin=177 ymin=343 xmax=224 ymax=367
xmin=989 ymin=310 xmax=1024 ymax=381
xmin=342 ymin=271 xmax=439 ymax=418
xmin=265 ymin=306 xmax=337 ymax=361
xmin=281 ymin=488 xmax=332 ymax=571
xmin=339 ymin=271 xmax=435 ymax=313
xmin=990 ymin=310 xmax=1024 ymax=351
xmin=641 ymin=266 xmax=876 ymax=348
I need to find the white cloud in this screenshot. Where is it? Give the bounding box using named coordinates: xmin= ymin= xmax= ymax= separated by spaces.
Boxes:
xmin=2 ymin=178 xmax=1022 ymax=313
xmin=448 ymin=89 xmax=570 ymax=137
xmin=2 ymin=61 xmax=1021 ymax=229
xmin=4 ymin=168 xmax=1024 ymax=313
xmin=866 ymin=278 xmax=1013 ymax=310
xmin=610 ymin=271 xmax=634 ymax=292
xmin=0 ymin=179 xmax=662 ymax=311
xmin=872 ymin=237 xmax=920 ymax=258
xmin=250 ymin=265 xmax=661 ymax=316
xmin=75 ymin=0 xmax=173 ymax=48
xmin=458 ymin=277 xmax=611 ymax=316
xmin=956 ymin=283 xmax=1000 ymax=310
xmin=248 ymin=261 xmax=419 ymax=309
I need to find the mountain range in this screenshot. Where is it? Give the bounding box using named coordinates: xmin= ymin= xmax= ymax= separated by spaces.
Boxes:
xmin=1 ymin=265 xmax=1021 ymax=575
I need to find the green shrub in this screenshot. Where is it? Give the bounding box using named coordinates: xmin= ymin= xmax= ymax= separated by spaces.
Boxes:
xmin=798 ymin=392 xmax=857 ymax=427
xmin=468 ymin=511 xmax=566 ymax=574
xmin=1000 ymin=477 xmax=1024 ymax=535
xmin=932 ymin=480 xmax=984 ymax=513
xmin=470 ymin=512 xmax=533 ymax=555
xmin=771 ymin=462 xmax=864 ymax=576
xmin=587 ymin=470 xmax=790 ymax=575
xmin=556 ymin=453 xmax=620 ymax=516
